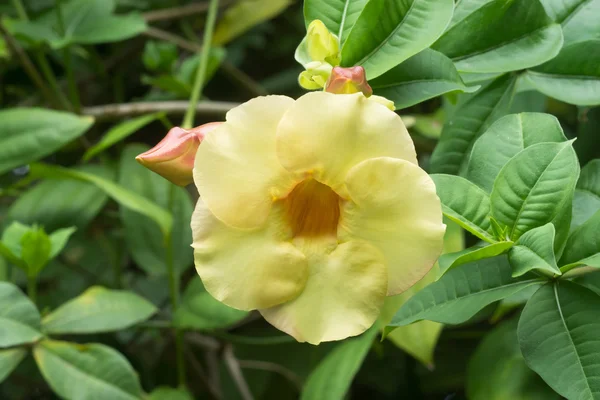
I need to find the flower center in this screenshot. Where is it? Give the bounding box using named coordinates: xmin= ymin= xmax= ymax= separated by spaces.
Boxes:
xmin=281 ymin=179 xmax=341 ymax=238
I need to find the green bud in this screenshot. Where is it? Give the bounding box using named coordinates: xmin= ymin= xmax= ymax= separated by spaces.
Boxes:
xmin=298 ymin=61 xmax=333 ymax=90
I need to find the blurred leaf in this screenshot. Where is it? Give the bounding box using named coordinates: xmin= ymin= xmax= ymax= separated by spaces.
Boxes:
xmin=524 ymin=40 xmax=600 ymax=106
xmin=118 ymin=144 xmax=192 ymax=275
xmin=29 ymin=163 xmax=173 ymax=237
xmin=301 ymin=325 xmax=377 ymax=400
xmin=33 ymin=340 xmax=143 ymax=400
xmin=433 ymin=0 xmax=563 ymax=74
xmin=518 ymin=281 xmax=600 ymax=400
xmin=541 ymin=0 xmax=600 ymax=45
xmin=42 ymin=286 xmax=157 ymax=335
xmin=0 ymin=281 xmax=42 ymax=348
xmin=213 ymin=0 xmax=292 ymax=45
xmin=509 ymin=223 xmax=561 ymax=277
xmin=0 ymin=222 xmax=30 ymax=268
xmin=370 ymin=49 xmax=479 ymax=110
xmin=0 ymin=108 xmax=93 ymax=175
xmin=430 ymin=75 xmax=516 ymax=175
xmin=4 ymin=0 xmax=147 ymax=49
xmin=142 ymin=41 xmax=178 ymax=72
xmin=467 ymin=318 xmax=558 ymax=400
xmin=341 ymin=0 xmax=454 ymax=79
xmin=440 ymin=241 xmax=514 ymax=274
xmin=0 ymin=348 xmax=27 ymax=384
xmin=560 ymin=209 xmax=600 ymax=269
xmin=174 ymin=278 xmax=248 ymax=330
xmin=467 ymin=113 xmax=567 ymax=192
xmin=83 ymin=113 xmax=164 ymax=161
xmin=20 ymin=227 xmax=51 ymax=276
xmin=48 ymin=227 xmax=77 ymax=259
xmin=304 ymin=0 xmax=368 ymax=43
xmin=148 ymin=387 xmax=194 ymax=400
xmin=572 ymin=160 xmax=600 ymax=229
xmin=411 ymin=109 xmax=445 ymax=139
xmin=0 ymin=256 xmax=6 ymax=281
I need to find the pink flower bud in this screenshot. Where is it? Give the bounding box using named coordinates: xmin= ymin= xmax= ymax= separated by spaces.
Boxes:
xmin=325 ymin=66 xmax=373 ymax=97
xmin=136 ymin=122 xmax=222 ymax=186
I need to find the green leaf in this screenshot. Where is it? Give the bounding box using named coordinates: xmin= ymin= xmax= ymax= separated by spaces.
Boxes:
xmin=0 ymin=282 xmax=42 ymax=347
xmin=509 ymin=223 xmax=561 ymax=277
xmin=541 ymin=0 xmax=600 ymax=45
xmin=440 ymin=241 xmax=514 ymax=274
xmin=573 ymin=160 xmax=600 ymax=229
xmin=41 ymin=286 xmax=157 ymax=335
xmin=4 ymin=0 xmax=147 ymax=49
xmin=33 ymin=340 xmax=143 ymax=400
xmin=28 ymin=163 xmax=172 ymax=238
xmin=467 ymin=112 xmax=567 ymax=192
xmin=560 ymin=210 xmax=600 ymax=270
xmin=467 ymin=318 xmax=558 ymax=400
xmin=448 ymin=0 xmax=495 ymax=28
xmin=0 ymin=108 xmax=93 ymax=175
xmin=6 ymin=165 xmax=113 ymax=231
xmin=386 ymin=256 xmax=544 ymax=329
xmin=0 ymin=348 xmax=27 ymax=384
xmin=430 ymin=174 xmax=494 ymax=242
xmin=83 ymin=113 xmax=164 ymax=161
xmin=148 ymin=387 xmax=194 ymax=400
xmin=0 ymin=222 xmax=30 ymax=267
xmin=304 ymin=0 xmax=369 ymax=43
xmin=430 ymin=74 xmax=516 ymax=175
xmin=142 ymin=41 xmax=178 ymax=73
xmin=524 ymin=40 xmax=600 ymax=106
xmin=518 ymin=281 xmax=600 ymax=400
xmin=49 ymin=227 xmax=77 ymax=259
xmin=340 ymin=0 xmax=454 ymax=78
xmin=490 ymin=141 xmax=580 ymax=253
xmin=433 ymin=0 xmax=563 ymax=74
xmin=118 ymin=144 xmax=192 ymax=275
xmin=20 ymin=227 xmax=51 ymax=276
xmin=174 ymin=278 xmax=248 ymax=330
xmin=301 ymin=326 xmax=376 ymax=400
xmin=369 ymin=49 xmax=479 ymax=110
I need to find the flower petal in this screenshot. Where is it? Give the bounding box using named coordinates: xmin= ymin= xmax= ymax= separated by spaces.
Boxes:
xmin=192 ymin=199 xmax=308 ymax=311
xmin=339 ymin=157 xmax=446 ymax=296
xmin=275 ymin=92 xmax=416 ymax=197
xmin=194 ymin=96 xmax=300 ymax=229
xmin=260 ymin=238 xmax=387 ymax=344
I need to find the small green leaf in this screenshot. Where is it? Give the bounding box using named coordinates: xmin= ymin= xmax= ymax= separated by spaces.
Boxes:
xmin=440 ymin=241 xmax=514 ymax=274
xmin=174 ymin=279 xmax=248 ymax=330
xmin=518 ymin=281 xmax=600 ymax=400
xmin=541 ymin=0 xmax=600 ymax=45
xmin=369 ymin=49 xmax=479 ymax=110
xmin=430 ymin=74 xmax=516 ymax=175
xmin=572 ymin=160 xmax=600 ymax=229
xmin=430 ymin=174 xmax=494 ymax=242
xmin=0 ymin=282 xmax=42 ymax=348
xmin=42 ymin=286 xmax=157 ymax=334
xmin=386 ymin=256 xmax=544 ymax=330
xmin=301 ymin=325 xmax=377 ymax=400
xmin=148 ymin=387 xmax=194 ymax=400
xmin=33 ymin=340 xmax=143 ymax=400
xmin=509 ymin=223 xmax=561 ymax=277
xmin=0 ymin=348 xmax=27 ymax=384
xmin=467 ymin=113 xmax=567 ymax=193
xmin=341 ymin=0 xmax=454 ymax=78
xmin=560 ymin=210 xmax=600 ymax=270
xmin=20 ymin=227 xmax=51 ymax=276
xmin=0 ymin=108 xmax=93 ymax=175
xmin=304 ymin=0 xmax=368 ymax=43
xmin=49 ymin=227 xmax=77 ymax=259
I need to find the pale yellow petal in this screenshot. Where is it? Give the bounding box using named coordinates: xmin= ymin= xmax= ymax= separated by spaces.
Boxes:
xmin=260 ymin=238 xmax=387 ymax=345
xmin=339 ymin=157 xmax=445 ymax=295
xmin=191 ymin=199 xmax=308 ymax=311
xmin=194 ymin=96 xmax=300 ymax=229
xmin=275 ymin=92 xmax=417 ymax=197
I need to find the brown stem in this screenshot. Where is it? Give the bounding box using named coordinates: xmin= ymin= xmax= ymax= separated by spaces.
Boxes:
xmin=81 ymin=101 xmax=238 ymax=121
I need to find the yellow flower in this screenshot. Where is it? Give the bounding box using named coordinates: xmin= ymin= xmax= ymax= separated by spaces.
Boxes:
xmin=191 ymin=92 xmax=445 ymax=344
xmin=306 ymin=20 xmax=340 ymax=66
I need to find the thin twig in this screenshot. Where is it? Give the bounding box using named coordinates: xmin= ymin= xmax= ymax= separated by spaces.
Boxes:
xmin=186 ymin=351 xmax=223 ymax=400
xmin=223 ymin=345 xmax=254 ymax=400
xmin=238 ymin=360 xmax=303 ymax=391
xmin=81 ymin=101 xmax=237 ymax=121
xmin=142 ymin=0 xmax=233 ymax=22
xmin=186 ymin=332 xmax=221 ymax=351
xmin=56 ymin=0 xmax=81 ymax=112
xmin=145 ymin=27 xmax=200 ymax=53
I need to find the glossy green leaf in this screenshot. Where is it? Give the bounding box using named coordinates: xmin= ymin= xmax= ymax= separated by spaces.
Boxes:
xmin=448 ymin=0 xmax=495 ymax=28
xmin=509 ymin=223 xmax=561 ymax=277
xmin=518 ymin=281 xmax=600 ymax=400
xmin=490 ymin=141 xmax=579 ymax=252
xmin=433 ymin=0 xmax=563 ymax=74
xmin=467 ymin=113 xmax=567 ymax=192
xmin=572 ymin=160 xmax=600 ymax=229
xmin=301 ymin=326 xmax=376 ymax=400
xmin=42 ymin=286 xmax=157 ymax=334
xmin=83 ymin=113 xmax=164 ymax=161
xmin=148 ymin=387 xmax=194 ymax=400
xmin=560 ymin=210 xmax=600 ymax=270
xmin=524 ymin=40 xmax=600 ymax=106
xmin=430 ymin=174 xmax=494 ymax=242
xmin=541 ymin=0 xmax=600 ymax=45
xmin=0 ymin=282 xmax=42 ymax=347
xmin=33 ymin=340 xmax=143 ymax=400
xmin=119 ymin=144 xmax=192 ymax=275
xmin=174 ymin=278 xmax=248 ymax=330
xmin=430 ymin=74 xmax=516 ymax=175
xmin=386 ymin=256 xmax=544 ymax=329
xmin=369 ymin=49 xmax=478 ymax=110
xmin=467 ymin=318 xmax=558 ymax=400
xmin=341 ymin=0 xmax=454 ymax=78
xmin=0 ymin=108 xmax=93 ymax=175
xmin=20 ymin=227 xmax=51 ymax=276
xmin=28 ymin=163 xmax=172 ymax=237
xmin=0 ymin=348 xmax=26 ymax=384
xmin=440 ymin=241 xmax=514 ymax=274
xmin=304 ymin=0 xmax=368 ymax=43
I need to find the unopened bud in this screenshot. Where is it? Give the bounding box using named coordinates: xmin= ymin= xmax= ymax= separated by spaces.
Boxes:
xmin=298 ymin=61 xmax=333 ymax=90
xmin=306 ymin=20 xmax=340 ymax=66
xmin=325 ymin=66 xmax=373 ymax=96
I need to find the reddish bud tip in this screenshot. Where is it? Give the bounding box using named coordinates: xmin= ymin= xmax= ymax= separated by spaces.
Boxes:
xmin=325 ymin=66 xmax=373 ymax=97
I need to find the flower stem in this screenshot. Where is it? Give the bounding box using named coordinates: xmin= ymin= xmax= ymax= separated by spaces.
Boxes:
xmin=55 ymin=0 xmax=81 ymax=112
xmin=27 ymin=274 xmax=37 ymax=305
xmin=182 ymin=0 xmax=219 ymax=129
